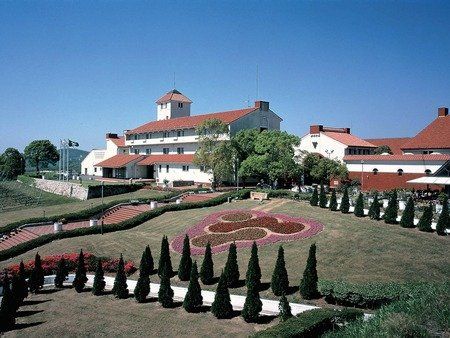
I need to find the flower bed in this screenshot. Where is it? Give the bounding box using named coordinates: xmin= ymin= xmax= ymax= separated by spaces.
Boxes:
xmin=171 ymin=209 xmax=324 ymax=255
xmin=5 ymin=252 xmax=137 ymax=277
xmin=220 ymin=212 xmax=253 ymax=222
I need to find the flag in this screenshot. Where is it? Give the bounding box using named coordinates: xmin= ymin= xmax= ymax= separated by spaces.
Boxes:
xmin=68 ymin=140 xmax=79 ymax=147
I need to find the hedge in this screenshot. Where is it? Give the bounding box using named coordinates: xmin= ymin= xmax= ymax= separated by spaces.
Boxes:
xmin=86 ymin=184 xmax=143 ymax=199
xmin=0 ymin=189 xmax=250 ymax=261
xmin=254 ymin=308 xmax=363 ymax=337
xmin=255 ymin=189 xmax=312 ymax=201
xmin=319 ymin=280 xmax=407 ymax=309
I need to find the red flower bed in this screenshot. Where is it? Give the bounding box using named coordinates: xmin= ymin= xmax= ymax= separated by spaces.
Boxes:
xmin=171 ymin=209 xmax=324 ymax=255
xmin=221 ymin=212 xmax=253 ymax=222
xmin=191 ymin=228 xmax=266 ymax=247
xmin=5 ymin=252 xmax=137 ymax=277
xmin=209 ymin=216 xmax=304 ymax=234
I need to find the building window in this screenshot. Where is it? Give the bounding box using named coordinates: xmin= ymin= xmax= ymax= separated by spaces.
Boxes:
xmin=373 ymin=168 xmax=378 ymax=175
xmin=166 ymin=165 xmax=169 ymax=173
xmin=178 ymin=102 xmax=183 ymax=108
xmin=134 ymin=149 xmax=139 ymax=154
xmin=182 ymin=165 xmax=189 ymax=171
xmin=177 ymin=130 xmax=184 ymax=137
xmin=177 ymin=147 xmax=184 ymax=154
xmin=159 ymin=165 xmax=162 ymax=172
xmin=163 ymin=148 xmax=169 ymax=154
xmin=94 ymin=167 xmax=97 ymax=173
xmin=397 ymin=169 xmax=403 ymax=176
xmin=146 ymin=148 xmax=151 ymax=155
xmin=425 ymin=169 xmax=431 ymax=175
xmin=200 ymin=165 xmax=205 ymax=172
xmin=163 ymin=131 xmax=170 ymax=138
xmin=134 ymin=134 xmax=138 ymax=140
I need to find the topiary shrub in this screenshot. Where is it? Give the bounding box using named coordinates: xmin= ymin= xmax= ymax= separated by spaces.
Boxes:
xmin=417 ymin=203 xmax=433 ymax=232
xmin=224 ymin=242 xmax=240 ymax=288
xmin=242 ymin=284 xmax=262 ymax=323
xmin=29 ymin=253 xmax=44 ymax=293
xmin=384 ymin=190 xmax=398 ymax=224
xmin=354 ymin=192 xmax=365 ymax=217
xmin=436 ymin=195 xmax=449 ymax=236
xmin=319 ymin=185 xmax=328 ymax=208
xmin=134 ymin=249 xmax=150 ymax=303
xmin=200 ymin=242 xmax=214 ymax=285
xmin=300 ymin=243 xmax=320 ymax=300
xmin=178 ymin=235 xmax=192 ymax=281
xmin=271 ymin=245 xmax=289 ymax=296
xmin=72 ymin=249 xmax=88 ymax=293
xmin=211 ymin=271 xmax=233 ymax=319
xmin=400 ymin=196 xmax=415 ymax=228
xmin=17 ymin=261 xmax=28 ymax=302
xmin=144 ymin=245 xmax=154 ymax=274
xmin=54 ymin=258 xmax=68 ymax=288
xmin=158 ymin=274 xmax=174 ymax=308
xmin=310 ymin=186 xmax=319 ymax=206
xmin=368 ymin=193 xmax=381 ymax=220
xmin=245 ymin=242 xmax=261 ymax=290
xmin=0 ymin=274 xmax=16 ymax=331
xmin=92 ymin=259 xmax=106 ymax=296
xmin=158 ymin=235 xmax=173 ymax=278
xmin=183 ymin=261 xmax=203 ymax=313
xmin=278 ymin=293 xmax=292 ymax=322
xmin=340 ymin=187 xmax=350 ymax=214
xmin=112 ymin=254 xmax=129 ymax=299
xmin=329 ymin=190 xmax=338 ymax=211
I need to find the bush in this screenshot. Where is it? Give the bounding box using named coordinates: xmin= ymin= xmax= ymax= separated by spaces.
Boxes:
xmin=211 ymin=271 xmax=233 ymax=319
xmin=278 ymin=293 xmax=293 ymax=322
xmin=310 ymin=186 xmax=319 ymax=206
xmin=271 ymin=245 xmax=289 ymax=296
xmin=158 ymin=274 xmax=174 ymax=308
xmin=354 ymin=192 xmax=364 ymax=217
xmin=144 ymin=245 xmax=154 ymax=275
xmin=368 ymin=193 xmax=381 ymax=220
xmin=134 ymin=249 xmax=150 ymax=303
xmin=200 ymin=242 xmax=214 ymax=285
xmin=417 ymin=203 xmax=433 ymax=232
xmin=254 ymin=308 xmax=363 ymax=337
xmin=0 ymin=274 xmax=16 ymax=331
xmin=54 ymin=258 xmax=68 ymax=288
xmin=329 ymin=190 xmax=338 ymax=211
xmin=86 ymin=183 xmax=143 ymax=199
xmin=178 ymin=235 xmax=192 ymax=281
xmin=384 ymin=190 xmax=398 ymax=224
xmin=436 ymin=195 xmax=449 ymax=236
xmin=400 ymin=196 xmax=415 ymax=228
xmin=92 ymin=259 xmax=106 ymax=296
xmin=158 ymin=235 xmax=173 ymax=278
xmin=340 ymin=187 xmax=350 ymax=213
xmin=183 ymin=261 xmax=203 ymax=312
xmin=112 ymin=254 xmax=129 ymax=299
xmin=245 ymin=241 xmax=261 ymax=290
xmin=242 ymin=285 xmax=262 ymax=323
xmin=29 ymin=253 xmax=44 ymax=293
xmin=224 ymin=242 xmax=240 ymax=288
xmin=72 ymin=249 xmax=88 ymax=293
xmin=319 ymin=185 xmax=328 ymax=208
xmin=300 ymin=243 xmax=319 ymax=300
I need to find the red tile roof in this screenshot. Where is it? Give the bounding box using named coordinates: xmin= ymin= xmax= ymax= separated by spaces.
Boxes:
xmin=323 ymin=132 xmax=376 ymax=148
xmin=364 ymin=137 xmax=411 ymax=155
xmin=95 ymin=154 xmax=145 ymax=168
xmin=108 ymin=136 xmax=126 ymax=147
xmin=401 ymin=114 xmax=450 ymax=150
xmin=156 ymin=89 xmax=192 ymax=104
xmin=137 ymin=154 xmax=195 ymax=165
xmin=127 ymin=107 xmax=257 ymax=134
xmin=343 ymin=154 xmax=450 ymax=162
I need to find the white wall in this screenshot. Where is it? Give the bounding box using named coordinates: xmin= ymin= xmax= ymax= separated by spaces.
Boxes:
xmin=229 ymin=109 xmax=281 ymax=135
xmin=154 ymin=163 xmax=212 ymax=184
xmin=346 ymin=160 xmax=446 ymax=174
xmin=404 ymin=149 xmax=450 ymax=155
xmin=81 ymin=149 xmax=106 ymax=176
xmin=157 ymin=101 xmax=191 ymax=120
xmin=296 ymin=133 xmax=347 ymax=162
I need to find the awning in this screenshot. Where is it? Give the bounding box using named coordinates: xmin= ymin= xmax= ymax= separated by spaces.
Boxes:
xmin=407 ymin=176 xmax=450 ymax=185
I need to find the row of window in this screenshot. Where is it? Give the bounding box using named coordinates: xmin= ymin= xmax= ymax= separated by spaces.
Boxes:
xmin=157 ymin=165 xmax=190 ymax=173
xmin=371 ymin=168 xmax=431 ymax=176
xmin=132 ymin=147 xmax=184 ymax=155
xmin=347 ymin=148 xmax=372 ymax=155
xmin=127 ymin=129 xmax=186 ymax=141
xmin=159 ymin=102 xmax=184 ymax=109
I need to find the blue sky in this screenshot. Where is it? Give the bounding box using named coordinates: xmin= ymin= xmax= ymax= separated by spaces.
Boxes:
xmin=1 ymin=1 xmax=449 ymax=152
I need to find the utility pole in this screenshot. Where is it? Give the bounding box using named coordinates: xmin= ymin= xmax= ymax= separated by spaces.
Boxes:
xmin=101 ymin=180 xmax=104 ymax=235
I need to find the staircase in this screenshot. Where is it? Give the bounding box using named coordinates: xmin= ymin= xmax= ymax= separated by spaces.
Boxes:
xmin=0 ymin=228 xmax=40 ymax=251
xmin=100 ymin=204 xmax=150 ymax=225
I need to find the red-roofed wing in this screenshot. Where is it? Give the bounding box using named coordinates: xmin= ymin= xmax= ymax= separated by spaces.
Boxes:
xmin=95 ymin=154 xmax=145 ymax=168
xmin=324 ymin=132 xmax=376 ymax=148
xmin=401 ymin=115 xmax=450 ymax=150
xmin=365 ymin=137 xmax=411 ymax=155
xmin=343 ymin=154 xmax=450 ymax=162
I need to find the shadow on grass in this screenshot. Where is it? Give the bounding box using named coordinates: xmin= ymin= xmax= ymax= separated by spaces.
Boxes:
xmin=38 ymin=288 xmax=62 ymax=295
xmin=230 ymin=310 xmax=242 ymax=319
xmin=256 ymin=315 xmax=277 ymax=324
xmin=192 ymin=305 xmax=211 ymax=313
xmin=79 ymin=287 xmax=93 ymax=293
xmin=12 ymin=321 xmax=46 ymax=331
xmin=286 ymin=285 xmax=299 ymax=295
xmin=229 ymin=279 xmax=246 ymax=288
xmin=141 ymin=297 xmax=159 ymax=304
xmin=259 ymin=282 xmax=271 ymax=292
xmin=16 ymin=310 xmax=44 ymax=317
xmin=22 ymin=299 xmax=51 ymax=306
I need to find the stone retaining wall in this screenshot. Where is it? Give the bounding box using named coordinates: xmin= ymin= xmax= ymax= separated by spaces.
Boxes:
xmin=32 ymin=178 xmax=88 ymax=200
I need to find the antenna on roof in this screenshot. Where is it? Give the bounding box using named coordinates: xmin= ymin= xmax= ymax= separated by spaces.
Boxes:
xmin=256 ymin=64 xmax=259 ymax=100
xmin=173 ymin=72 xmax=176 ymax=89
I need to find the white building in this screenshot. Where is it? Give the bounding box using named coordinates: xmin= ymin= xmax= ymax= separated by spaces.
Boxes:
xmin=93 ymin=89 xmax=282 ymax=185
xmin=295 ymin=125 xmax=376 ymax=162
xmin=81 ymin=134 xmax=129 ymax=176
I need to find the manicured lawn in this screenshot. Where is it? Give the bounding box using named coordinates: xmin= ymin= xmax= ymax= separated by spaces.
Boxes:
xmin=3 ymin=287 xmax=271 ymax=337
xmin=2 ymin=199 xmax=448 ymax=306
xmin=0 ymin=188 xmax=167 ymax=228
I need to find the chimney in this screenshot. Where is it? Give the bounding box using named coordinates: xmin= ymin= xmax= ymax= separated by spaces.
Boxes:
xmin=438 ymin=107 xmax=448 ymax=117
xmin=255 ymin=101 xmax=269 ymax=111
xmin=345 ymin=127 xmax=351 ymax=134
xmin=310 ymin=125 xmax=323 ymax=134
xmin=106 ymin=133 xmax=118 ymax=139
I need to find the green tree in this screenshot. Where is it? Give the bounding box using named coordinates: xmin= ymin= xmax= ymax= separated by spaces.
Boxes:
xmin=0 ymin=148 xmax=25 ymax=179
xmin=271 ymin=246 xmax=289 ymax=297
xmin=278 ymin=293 xmax=293 ymax=322
xmin=436 ymin=196 xmax=449 ymax=236
xmin=54 ymin=258 xmax=68 ymax=288
xmin=310 ymin=186 xmax=319 ymax=206
xmin=178 ymin=235 xmax=192 ymax=281
xmin=0 ymin=274 xmax=16 ymax=331
xmin=384 ymin=190 xmax=399 ymax=224
xmin=368 ymin=193 xmax=381 ymax=220
xmin=183 ymin=261 xmax=203 ymax=312
xmin=144 ymin=245 xmax=154 ymax=274
xmin=329 ymin=189 xmax=338 ymax=211
xmin=374 ymin=145 xmax=393 ymax=155
xmin=158 ymin=274 xmax=174 ymax=308
xmin=354 ymin=192 xmax=365 ymax=217
xmin=72 ymin=249 xmax=88 ymax=293
xmin=158 ymin=235 xmax=173 ymax=278
xmin=17 ymin=261 xmax=28 ymax=301
xmin=319 ymin=185 xmax=328 ymax=208
xmin=245 ymin=242 xmax=261 ymax=290
xmin=299 ymin=243 xmax=319 ymax=300
xmin=211 ymin=271 xmax=233 ymax=319
xmin=134 ymin=249 xmax=151 ymax=303
xmin=400 ymin=196 xmax=415 ymax=228
xmin=92 ymin=259 xmax=106 ymax=296
xmin=112 ymin=254 xmax=129 ymax=299
xmin=193 ymin=118 xmax=233 ymax=187
xmin=309 ymin=156 xmax=348 ymax=184
xmin=10 ymin=275 xmax=23 ymax=311
xmin=29 ymin=253 xmax=44 ymax=293
xmin=200 ymin=242 xmax=214 ymax=285
xmin=418 ymin=203 xmax=433 ymax=232
xmin=340 ymin=187 xmax=350 ymax=213
xmin=224 ymin=242 xmax=240 ymax=288
xmin=23 ymin=140 xmax=59 ymax=174
xmin=242 ymin=285 xmax=262 ymax=323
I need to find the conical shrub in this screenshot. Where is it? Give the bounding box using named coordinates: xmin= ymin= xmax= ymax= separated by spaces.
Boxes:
xmin=0 ymin=274 xmax=16 ymax=331
xmin=10 ymin=275 xmax=23 ymax=311
xmin=224 ymin=242 xmax=240 ymax=288
xmin=400 ymin=196 xmax=415 ymax=228
xmin=340 ymin=187 xmax=350 ymax=213
xmin=278 ymin=293 xmax=293 ymax=322
xmin=144 ymin=245 xmax=154 ymax=274
xmin=245 ymin=242 xmax=261 ymax=290
xmin=319 ymin=185 xmax=328 ymax=208
xmin=354 ymin=192 xmax=365 ymax=217
xmin=183 ymin=262 xmax=203 ymax=312
xmin=92 ymin=259 xmax=106 ymax=296
xmin=158 ymin=274 xmax=174 ymax=308
xmin=17 ymin=261 xmax=28 ymax=302
xmin=112 ymin=254 xmax=129 ymax=299
xmin=211 ymin=271 xmax=233 ymax=319
xmin=134 ymin=249 xmax=151 ymax=302
xmin=384 ymin=190 xmax=398 ymax=224
xmin=418 ymin=203 xmax=433 ymax=232
xmin=436 ymin=196 xmax=449 ymax=236
xmin=158 ymin=235 xmax=173 ymax=278
xmin=54 ymin=258 xmax=68 ymax=288
xmin=329 ymin=190 xmax=338 ymax=211
xmin=29 ymin=253 xmax=44 ymax=293
xmin=299 ymin=243 xmax=319 ymax=300
xmin=242 ymin=285 xmax=262 ymax=323
xmin=200 ymin=242 xmax=214 ymax=285
xmin=368 ymin=193 xmax=381 ymax=220
xmin=271 ymin=246 xmax=289 ymax=296
xmin=310 ymin=186 xmax=318 ymax=206
xmin=72 ymin=249 xmax=88 ymax=293
xmin=178 ymin=235 xmax=192 ymax=281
